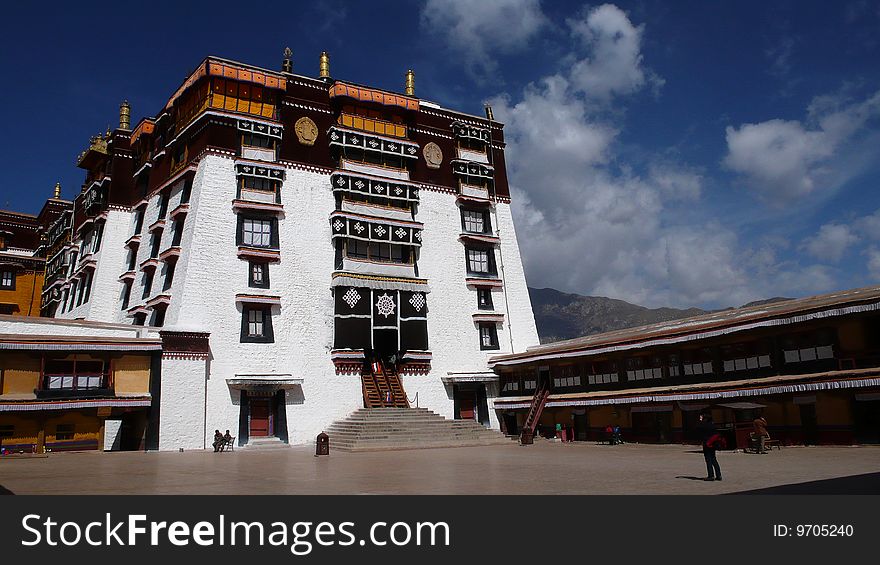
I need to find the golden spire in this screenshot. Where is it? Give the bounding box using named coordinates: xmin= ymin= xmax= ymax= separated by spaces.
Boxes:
xmin=119 ymin=100 xmax=131 ymax=130
xmin=319 ymin=51 xmax=330 ymax=79
xmin=282 ymin=47 xmax=293 ymax=73
xmin=484 ymin=104 xmax=495 ymax=121
xmin=405 ymin=69 xmax=415 ymax=96
xmin=54 ymin=182 xmax=61 ymax=199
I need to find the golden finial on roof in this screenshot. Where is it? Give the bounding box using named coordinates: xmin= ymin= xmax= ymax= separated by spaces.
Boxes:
xmin=485 ymin=104 xmax=495 ymax=121
xmin=319 ymin=51 xmax=330 ymax=79
xmin=119 ymin=100 xmax=131 ymax=130
xmin=282 ymin=47 xmax=293 ymax=73
xmin=54 ymin=182 xmax=61 ymax=199
xmin=405 ymin=69 xmax=415 ymax=96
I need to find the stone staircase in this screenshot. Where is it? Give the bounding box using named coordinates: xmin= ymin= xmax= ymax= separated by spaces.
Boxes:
xmin=243 ymin=436 xmax=289 ymax=450
xmin=324 ymin=407 xmax=511 ymax=452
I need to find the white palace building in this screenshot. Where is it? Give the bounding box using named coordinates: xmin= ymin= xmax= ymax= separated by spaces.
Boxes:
xmin=0 ymin=51 xmax=539 ymax=452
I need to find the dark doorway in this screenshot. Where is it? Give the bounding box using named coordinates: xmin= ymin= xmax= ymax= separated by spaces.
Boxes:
xmin=459 ymin=392 xmax=476 ymax=420
xmin=250 ymin=398 xmax=272 ymax=437
xmin=119 ymin=412 xmax=147 ymax=451
xmin=573 ymin=411 xmax=588 ymax=441
xmin=631 ymin=411 xmax=673 ymax=443
xmin=799 ymin=403 xmax=818 ymax=445
xmin=502 ymin=413 xmax=518 ymax=436
xmin=854 ymin=399 xmax=880 ymax=444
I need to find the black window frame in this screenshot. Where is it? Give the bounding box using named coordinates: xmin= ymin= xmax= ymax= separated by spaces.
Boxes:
xmin=240 ymin=304 xmax=275 ymax=343
xmin=249 ymin=261 xmax=270 ymax=288
xmin=142 ymin=270 xmax=154 ymax=299
xmin=477 ymin=288 xmax=494 ymax=310
xmin=479 ymin=322 xmax=500 ymax=351
xmin=461 ymin=208 xmax=490 ymax=234
xmin=237 ymin=215 xmax=279 ymax=249
xmin=0 ymin=269 xmax=15 ymax=290
xmin=465 ymin=246 xmax=497 ymax=276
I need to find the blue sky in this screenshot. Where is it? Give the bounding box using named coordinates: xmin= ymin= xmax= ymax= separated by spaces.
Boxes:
xmin=2 ymin=1 xmax=879 ymax=308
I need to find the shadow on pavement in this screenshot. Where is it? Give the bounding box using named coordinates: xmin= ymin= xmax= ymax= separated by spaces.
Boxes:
xmin=676 ymin=475 xmax=710 ymax=481
xmin=0 ymin=485 xmax=14 ymax=495
xmin=729 ymin=472 xmax=880 ymax=494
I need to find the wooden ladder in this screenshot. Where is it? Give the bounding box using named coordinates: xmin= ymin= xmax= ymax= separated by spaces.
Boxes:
xmin=521 ymin=380 xmax=551 ymax=441
xmin=361 ymin=360 xmax=409 ymax=408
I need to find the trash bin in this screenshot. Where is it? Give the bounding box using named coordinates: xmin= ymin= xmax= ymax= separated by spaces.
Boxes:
xmin=315 ymin=431 xmax=329 ymax=456
xmin=520 ymin=429 xmax=534 ymax=445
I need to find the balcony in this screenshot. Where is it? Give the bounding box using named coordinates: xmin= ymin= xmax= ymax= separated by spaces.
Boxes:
xmin=338 ymin=113 xmax=407 ymax=139
xmin=232 ymin=199 xmax=283 ymax=214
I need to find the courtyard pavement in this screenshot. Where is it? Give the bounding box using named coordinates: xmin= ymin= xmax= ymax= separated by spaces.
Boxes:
xmin=1 ymin=441 xmax=878 ymax=495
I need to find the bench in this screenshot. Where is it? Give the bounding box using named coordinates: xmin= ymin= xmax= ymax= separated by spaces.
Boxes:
xmin=220 ymin=437 xmax=235 ymax=452
xmin=763 ymin=439 xmax=781 ymax=451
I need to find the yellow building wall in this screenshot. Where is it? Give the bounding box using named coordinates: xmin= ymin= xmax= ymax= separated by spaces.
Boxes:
xmin=43 ymin=411 xmax=100 ymax=445
xmin=0 ymin=352 xmax=40 ymax=394
xmin=0 ymin=414 xmax=41 ymax=449
xmin=816 ymin=392 xmax=853 ymax=426
xmin=588 ymin=405 xmax=630 ymax=428
xmin=113 ymin=355 xmax=151 ymax=395
xmin=0 ymin=269 xmax=43 ymax=316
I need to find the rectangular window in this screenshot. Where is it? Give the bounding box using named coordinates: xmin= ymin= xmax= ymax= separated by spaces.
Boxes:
xmin=142 ymin=271 xmax=154 ymax=299
xmin=467 ymin=248 xmax=491 ymax=274
xmin=134 ymin=209 xmax=145 ymax=234
xmin=163 ymin=262 xmax=176 ymax=291
xmin=44 ymin=358 xmax=106 ymax=391
xmin=477 ymin=288 xmax=493 ymax=310
xmin=0 ymin=270 xmax=14 ymax=289
xmin=150 ymin=232 xmax=161 ymax=258
xmin=241 ymin=305 xmax=274 ymax=343
xmin=93 ymin=222 xmax=105 ymax=253
xmin=55 ymin=424 xmax=75 ymax=441
xmin=171 ymin=218 xmax=185 ymax=247
xmin=248 ymin=309 xmax=264 ymax=336
xmin=181 ymin=178 xmax=193 ymax=204
xmin=242 ymin=133 xmax=275 ymax=149
xmin=502 ymin=381 xmax=519 ymax=392
xmin=157 ymin=193 xmax=168 ymax=220
xmin=121 ymin=281 xmax=132 ymax=310
xmin=462 ymin=209 xmax=488 ymax=234
xmin=249 ymin=262 xmax=269 ymax=288
xmin=241 ymin=176 xmax=277 ymax=192
xmin=346 ymin=239 xmax=369 ymax=259
xmin=152 ymin=306 xmax=166 ymax=328
xmin=242 ymin=218 xmax=273 ymax=248
xmin=479 ymin=322 xmax=499 ymax=350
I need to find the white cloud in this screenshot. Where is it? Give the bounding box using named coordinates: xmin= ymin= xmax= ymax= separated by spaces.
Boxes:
xmin=801 ymin=223 xmax=859 ymax=262
xmin=420 ymin=0 xmax=547 ymax=80
xmin=866 ymin=247 xmax=880 ymax=280
xmin=566 ymin=4 xmax=664 ymax=100
xmin=723 ymin=89 xmax=880 ymax=205
xmin=856 ymin=208 xmax=880 ymax=240
xmin=490 ymin=3 xmax=845 ymax=308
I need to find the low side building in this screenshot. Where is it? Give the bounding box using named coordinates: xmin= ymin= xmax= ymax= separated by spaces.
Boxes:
xmin=0 ymin=315 xmax=161 ymax=453
xmin=490 ymin=286 xmax=880 ymax=447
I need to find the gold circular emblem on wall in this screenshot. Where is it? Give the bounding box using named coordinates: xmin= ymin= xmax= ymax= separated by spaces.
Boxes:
xmin=294 ymin=117 xmax=319 ymax=146
xmin=423 ymin=142 xmax=443 ymax=169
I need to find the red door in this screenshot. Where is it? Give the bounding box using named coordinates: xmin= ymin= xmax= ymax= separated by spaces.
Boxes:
xmin=250 ymin=398 xmax=271 ymax=437
xmin=459 ymin=393 xmax=476 ymax=420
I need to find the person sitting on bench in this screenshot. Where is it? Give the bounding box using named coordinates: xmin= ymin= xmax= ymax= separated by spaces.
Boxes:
xmin=751 ymin=416 xmax=770 ymax=454
xmin=222 ymin=430 xmax=234 ymax=451
xmin=212 ymin=429 xmax=223 ymax=452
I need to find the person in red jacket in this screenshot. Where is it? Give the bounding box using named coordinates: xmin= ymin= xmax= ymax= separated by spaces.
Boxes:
xmin=697 ymin=412 xmax=723 ymax=481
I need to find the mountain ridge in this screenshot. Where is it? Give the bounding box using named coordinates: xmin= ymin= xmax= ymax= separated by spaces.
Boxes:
xmin=528 ymin=287 xmax=792 ymax=344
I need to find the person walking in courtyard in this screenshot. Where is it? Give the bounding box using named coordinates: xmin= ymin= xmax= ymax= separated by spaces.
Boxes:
xmin=752 ymin=415 xmax=770 ymax=454
xmin=698 ymin=412 xmax=722 ymax=481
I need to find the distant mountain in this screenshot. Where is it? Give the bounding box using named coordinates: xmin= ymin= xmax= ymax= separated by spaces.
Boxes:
xmin=528 ymin=287 xmax=792 ymax=344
